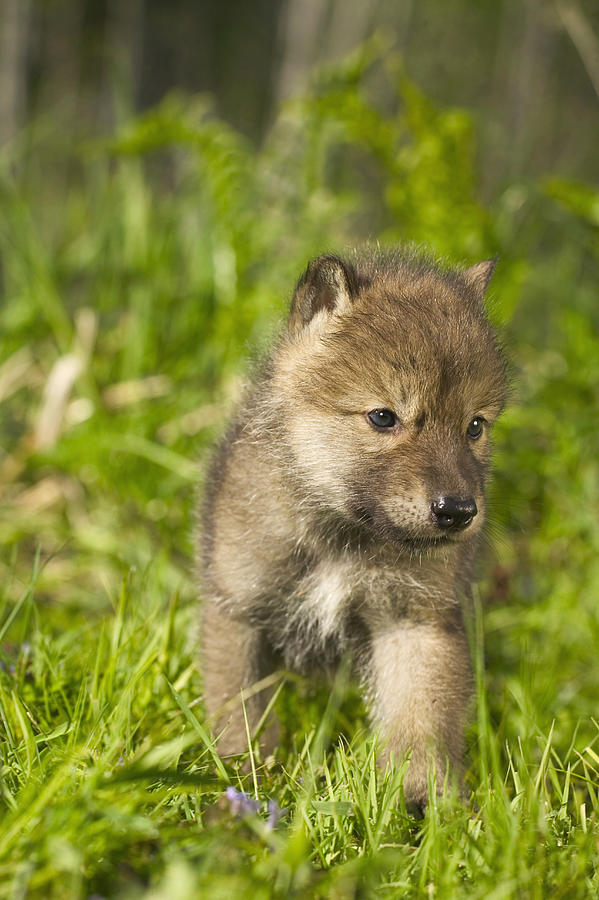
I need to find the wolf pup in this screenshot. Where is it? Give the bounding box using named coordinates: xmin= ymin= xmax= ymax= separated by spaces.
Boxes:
xmin=200 ymin=249 xmax=507 ymax=808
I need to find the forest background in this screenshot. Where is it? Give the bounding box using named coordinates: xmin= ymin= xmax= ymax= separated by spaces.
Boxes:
xmin=1 ymin=1 xmax=599 ymax=897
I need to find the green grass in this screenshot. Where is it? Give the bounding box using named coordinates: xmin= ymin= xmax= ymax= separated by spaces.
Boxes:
xmin=1 ymin=48 xmax=599 ymax=897
xmin=1 ymin=566 xmax=598 ymax=898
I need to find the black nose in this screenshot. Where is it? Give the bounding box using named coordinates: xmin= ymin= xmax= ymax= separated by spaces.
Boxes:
xmin=431 ymin=496 xmax=478 ymax=531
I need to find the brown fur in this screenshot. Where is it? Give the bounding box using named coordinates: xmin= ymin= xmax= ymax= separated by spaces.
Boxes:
xmin=199 ymin=248 xmax=507 ymax=808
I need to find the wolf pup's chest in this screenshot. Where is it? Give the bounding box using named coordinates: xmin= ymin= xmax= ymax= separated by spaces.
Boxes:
xmin=271 ymin=553 xmax=452 ymax=670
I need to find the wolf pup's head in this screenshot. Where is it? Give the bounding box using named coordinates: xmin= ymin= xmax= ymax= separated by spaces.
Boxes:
xmin=272 ymin=250 xmax=507 ymax=553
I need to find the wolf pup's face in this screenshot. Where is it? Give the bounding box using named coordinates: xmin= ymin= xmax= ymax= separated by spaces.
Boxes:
xmin=273 ymin=253 xmax=507 ymax=552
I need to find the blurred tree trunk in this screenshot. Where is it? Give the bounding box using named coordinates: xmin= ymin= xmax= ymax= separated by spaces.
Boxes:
xmin=275 ymin=0 xmax=379 ymax=105
xmin=275 ymin=0 xmax=329 ymax=104
xmin=103 ymin=0 xmax=145 ymax=127
xmin=0 ymin=0 xmax=31 ymax=145
xmin=557 ymin=1 xmax=599 ymax=99
xmin=484 ymin=0 xmax=555 ymax=192
xmin=34 ymin=0 xmax=83 ymax=126
xmin=325 ymin=0 xmax=382 ymax=59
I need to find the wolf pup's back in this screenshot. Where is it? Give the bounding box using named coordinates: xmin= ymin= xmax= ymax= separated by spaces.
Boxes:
xmin=199 ymin=249 xmax=507 ymax=809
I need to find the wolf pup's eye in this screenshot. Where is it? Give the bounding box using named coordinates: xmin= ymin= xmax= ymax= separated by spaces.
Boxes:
xmin=367 ymin=409 xmax=397 ymax=430
xmin=467 ymin=416 xmax=485 ymax=439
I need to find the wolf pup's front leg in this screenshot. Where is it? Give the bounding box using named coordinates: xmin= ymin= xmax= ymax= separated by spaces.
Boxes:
xmin=368 ymin=618 xmax=473 ymax=810
xmin=201 ymin=597 xmax=279 ymax=759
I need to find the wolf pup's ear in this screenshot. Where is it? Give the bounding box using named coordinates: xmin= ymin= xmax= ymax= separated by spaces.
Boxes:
xmin=289 ymin=254 xmax=359 ymax=332
xmin=463 ymin=259 xmax=497 ymax=297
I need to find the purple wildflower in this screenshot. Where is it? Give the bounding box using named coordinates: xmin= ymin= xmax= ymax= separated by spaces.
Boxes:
xmin=225 ymin=786 xmax=260 ymax=817
xmin=266 ymin=799 xmax=288 ymax=831
xmin=224 ymin=788 xmax=288 ymax=831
